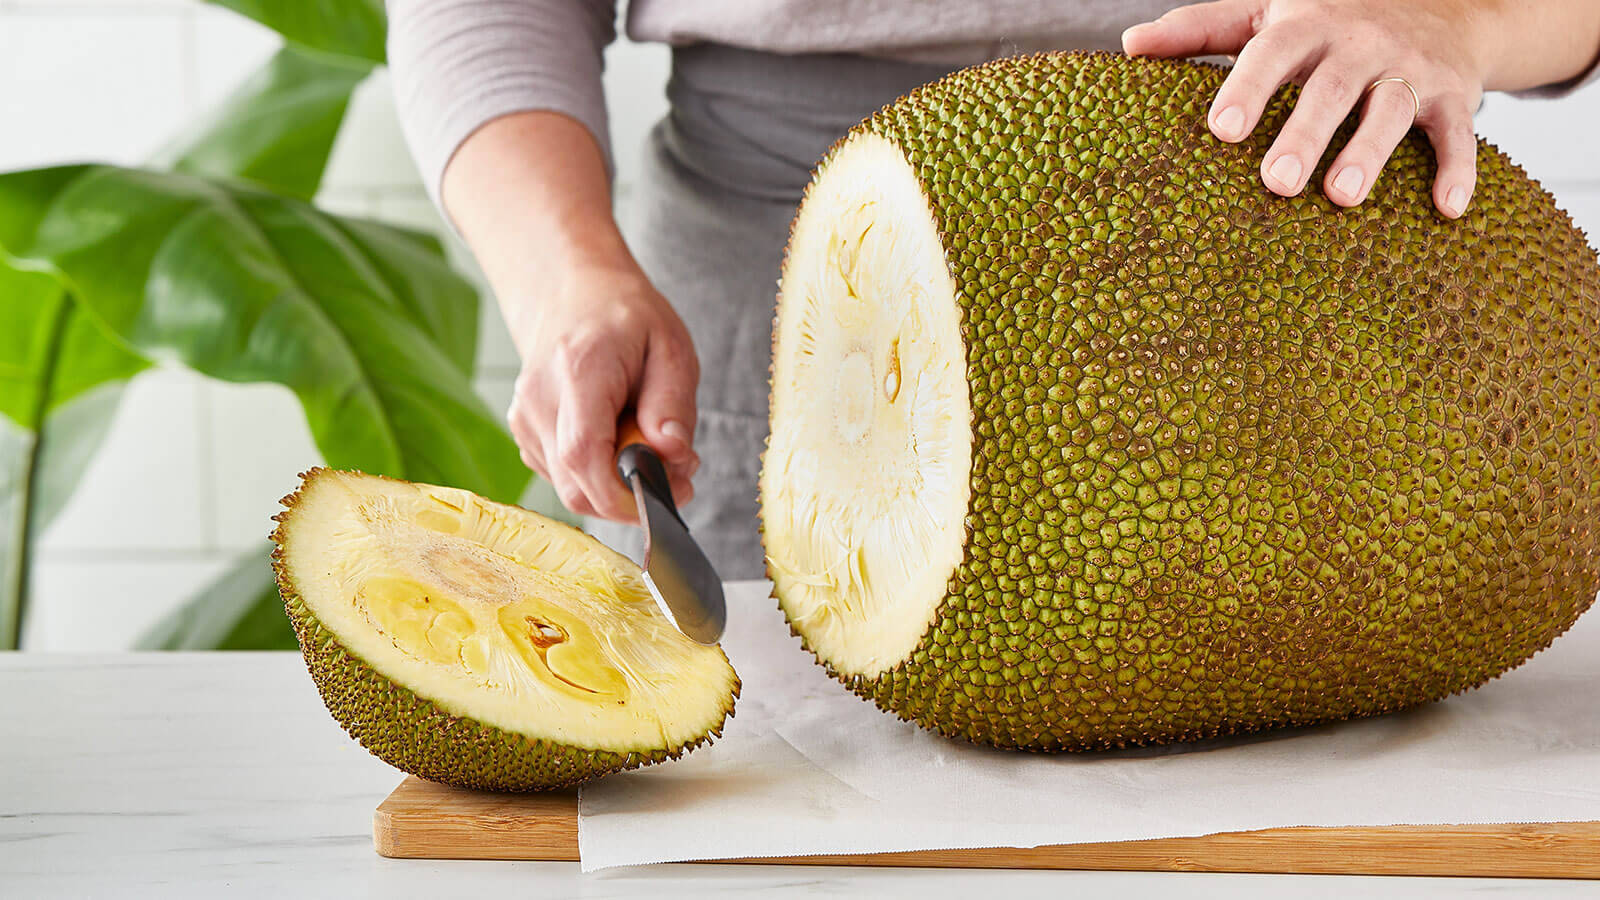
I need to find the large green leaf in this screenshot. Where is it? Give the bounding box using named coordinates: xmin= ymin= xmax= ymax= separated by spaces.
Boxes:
xmin=0 ymin=263 xmax=149 ymax=648
xmin=163 ymin=45 xmax=375 ymax=201
xmin=205 ymin=0 xmax=387 ymax=64
xmin=135 ymin=544 xmax=296 ymax=650
xmin=328 ymin=215 xmax=477 ymax=373
xmin=0 ymin=165 xmax=526 ymax=505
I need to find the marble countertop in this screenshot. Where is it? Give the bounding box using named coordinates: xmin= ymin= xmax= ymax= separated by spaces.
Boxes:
xmin=3 ymin=652 xmax=1593 ymax=898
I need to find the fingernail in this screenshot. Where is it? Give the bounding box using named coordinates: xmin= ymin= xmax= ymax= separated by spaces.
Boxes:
xmin=1444 ymin=186 xmax=1468 ymax=217
xmin=1268 ymin=155 xmax=1303 ymax=192
xmin=1213 ymin=106 xmax=1245 ymax=140
xmin=661 ymin=419 xmax=691 ymax=447
xmin=1332 ymin=165 xmax=1364 ymax=201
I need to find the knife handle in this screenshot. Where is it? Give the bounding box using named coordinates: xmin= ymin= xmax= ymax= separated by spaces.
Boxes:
xmin=615 ymin=411 xmax=649 ymax=462
xmin=615 ymin=411 xmax=684 ymax=523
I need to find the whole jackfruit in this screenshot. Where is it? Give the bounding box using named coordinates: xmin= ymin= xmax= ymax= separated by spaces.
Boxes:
xmin=760 ymin=52 xmax=1600 ymax=750
xmin=273 ymin=468 xmax=738 ymax=790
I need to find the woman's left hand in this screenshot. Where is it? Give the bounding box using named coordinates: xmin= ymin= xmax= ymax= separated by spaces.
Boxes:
xmin=1123 ymin=0 xmax=1492 ymax=218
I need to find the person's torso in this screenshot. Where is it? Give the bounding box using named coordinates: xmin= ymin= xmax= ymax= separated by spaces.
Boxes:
xmin=625 ymin=0 xmax=1190 ymax=64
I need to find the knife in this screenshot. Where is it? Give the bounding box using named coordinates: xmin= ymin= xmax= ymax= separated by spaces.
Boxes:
xmin=615 ymin=415 xmax=727 ymax=644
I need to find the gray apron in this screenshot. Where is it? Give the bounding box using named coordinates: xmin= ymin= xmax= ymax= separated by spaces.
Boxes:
xmin=588 ymin=46 xmax=960 ymax=580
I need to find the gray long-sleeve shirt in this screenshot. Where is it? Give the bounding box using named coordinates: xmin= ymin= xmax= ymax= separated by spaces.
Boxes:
xmin=387 ymin=0 xmax=1600 ymax=205
xmin=388 ymin=0 xmax=1194 ymax=200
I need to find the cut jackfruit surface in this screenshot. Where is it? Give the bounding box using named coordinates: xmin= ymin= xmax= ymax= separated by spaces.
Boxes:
xmin=762 ymin=52 xmax=1600 ymax=751
xmin=273 ymin=468 xmax=738 ymax=791
xmin=765 ymin=133 xmax=973 ymax=678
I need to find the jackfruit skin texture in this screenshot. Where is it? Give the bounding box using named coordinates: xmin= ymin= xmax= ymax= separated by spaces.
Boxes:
xmin=772 ymin=53 xmax=1600 ymax=750
xmin=272 ymin=469 xmax=731 ymax=791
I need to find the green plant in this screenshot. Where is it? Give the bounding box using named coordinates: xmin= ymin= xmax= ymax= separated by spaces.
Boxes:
xmin=0 ymin=2 xmax=529 ymax=650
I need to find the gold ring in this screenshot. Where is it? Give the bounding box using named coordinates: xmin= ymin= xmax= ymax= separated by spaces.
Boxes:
xmin=1367 ymin=76 xmax=1420 ymax=120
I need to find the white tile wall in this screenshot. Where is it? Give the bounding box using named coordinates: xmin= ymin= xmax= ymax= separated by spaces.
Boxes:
xmin=35 ymin=369 xmax=209 ymax=554
xmin=11 ymin=1 xmax=1600 ymax=648
xmin=203 ymin=381 xmax=321 ymax=552
xmin=0 ymin=9 xmax=190 ymax=170
xmin=1475 ymin=84 xmax=1600 ymax=252
xmin=602 ymin=38 xmax=672 ymax=197
xmin=22 ymin=554 xmax=235 ymax=651
xmin=1477 ymin=88 xmax=1600 ymax=186
xmin=321 ymin=69 xmax=430 ymax=191
xmin=189 ymin=3 xmax=282 ymax=112
xmin=1557 ymin=186 xmax=1600 ymax=252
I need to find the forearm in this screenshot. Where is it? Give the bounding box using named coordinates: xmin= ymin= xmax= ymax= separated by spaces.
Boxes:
xmin=442 ymin=110 xmax=637 ymax=355
xmin=1478 ymin=0 xmax=1600 ymax=91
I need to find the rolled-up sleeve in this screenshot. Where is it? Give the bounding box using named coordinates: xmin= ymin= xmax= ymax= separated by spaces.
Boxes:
xmin=387 ymin=0 xmax=618 ymax=205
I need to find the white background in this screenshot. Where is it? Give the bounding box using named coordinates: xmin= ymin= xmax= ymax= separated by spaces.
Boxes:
xmin=6 ymin=0 xmax=1597 ymax=648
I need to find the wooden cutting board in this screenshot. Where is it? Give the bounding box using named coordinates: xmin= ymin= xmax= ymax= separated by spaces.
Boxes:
xmin=374 ymin=777 xmax=1600 ymax=877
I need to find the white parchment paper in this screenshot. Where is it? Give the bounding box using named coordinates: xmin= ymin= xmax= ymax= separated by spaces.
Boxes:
xmin=577 ymin=581 xmax=1600 ymax=870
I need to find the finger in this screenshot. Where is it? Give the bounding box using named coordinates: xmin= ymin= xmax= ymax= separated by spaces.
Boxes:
xmin=554 ymin=374 xmax=635 ymax=522
xmin=516 ymin=435 xmax=547 ymax=481
xmin=518 ymin=376 xmax=596 ymax=516
xmin=662 ymin=453 xmax=700 ymax=508
xmin=1121 ymin=0 xmax=1261 ymax=59
xmin=1322 ymin=78 xmax=1418 ymax=207
xmin=547 ymin=465 xmax=596 ymax=519
xmin=1207 ymin=23 xmax=1323 ymax=143
xmin=1419 ymin=99 xmax=1478 ymax=219
xmin=1258 ymin=56 xmax=1376 ymax=196
xmin=666 ymin=459 xmax=697 ymax=508
xmin=634 ymin=331 xmax=701 ymax=469
xmin=507 ymin=380 xmax=549 ymax=478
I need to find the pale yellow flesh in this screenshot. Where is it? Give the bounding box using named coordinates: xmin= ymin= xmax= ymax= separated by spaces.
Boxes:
xmin=281 ymin=472 xmax=736 ymax=751
xmin=762 ymin=134 xmax=972 ymax=678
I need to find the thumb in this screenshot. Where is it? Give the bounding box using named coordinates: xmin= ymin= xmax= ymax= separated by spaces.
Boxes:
xmin=634 ymin=331 xmax=700 ymax=469
xmin=1122 ymin=0 xmax=1259 ymax=59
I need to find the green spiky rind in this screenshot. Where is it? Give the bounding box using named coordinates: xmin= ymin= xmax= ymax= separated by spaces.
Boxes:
xmin=273 ymin=467 xmax=739 ymax=791
xmin=766 ymin=52 xmax=1600 ymax=751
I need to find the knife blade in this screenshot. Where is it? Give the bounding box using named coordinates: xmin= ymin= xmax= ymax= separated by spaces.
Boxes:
xmin=615 ymin=416 xmax=726 ymax=644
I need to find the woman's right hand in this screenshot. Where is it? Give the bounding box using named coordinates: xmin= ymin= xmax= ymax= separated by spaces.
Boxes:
xmin=506 ymin=262 xmax=700 ymax=522
xmin=441 ymin=110 xmax=699 ymax=523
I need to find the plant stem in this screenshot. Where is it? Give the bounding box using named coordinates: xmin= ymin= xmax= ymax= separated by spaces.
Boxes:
xmin=2 ymin=294 xmax=70 ymax=650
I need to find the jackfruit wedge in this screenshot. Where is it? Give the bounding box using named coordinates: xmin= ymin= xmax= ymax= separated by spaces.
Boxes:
xmin=272 ymin=468 xmax=739 ymax=791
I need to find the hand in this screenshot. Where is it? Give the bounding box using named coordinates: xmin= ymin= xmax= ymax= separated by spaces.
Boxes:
xmin=1123 ymin=0 xmax=1491 ymax=218
xmin=506 ymin=263 xmax=700 ymax=521
xmin=440 ymin=110 xmax=700 ymax=523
